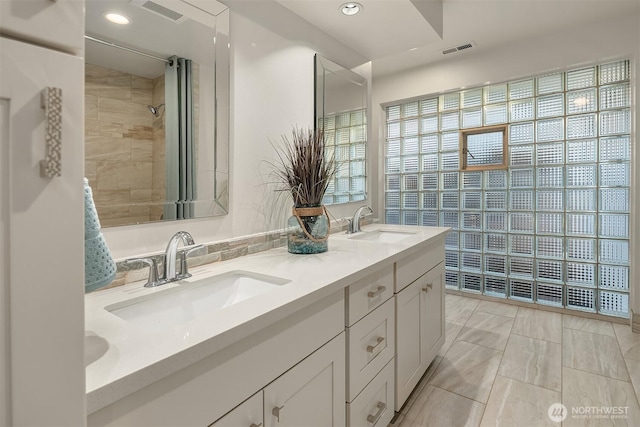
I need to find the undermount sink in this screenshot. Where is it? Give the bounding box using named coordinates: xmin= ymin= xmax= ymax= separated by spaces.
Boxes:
xmin=349 ymin=229 xmax=417 ymax=243
xmin=105 ymin=270 xmax=290 ymax=331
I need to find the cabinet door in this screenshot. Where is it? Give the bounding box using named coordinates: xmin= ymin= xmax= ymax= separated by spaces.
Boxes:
xmin=211 ymin=391 xmax=263 ymax=427
xmin=264 ymin=333 xmax=345 ymax=427
xmin=395 ymin=278 xmax=423 ymax=409
xmin=421 ymin=263 xmax=444 ymax=364
xmin=0 ymin=0 xmax=84 ymax=54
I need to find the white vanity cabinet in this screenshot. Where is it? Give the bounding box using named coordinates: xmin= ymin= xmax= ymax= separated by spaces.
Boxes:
xmin=394 ymin=241 xmax=446 ymax=409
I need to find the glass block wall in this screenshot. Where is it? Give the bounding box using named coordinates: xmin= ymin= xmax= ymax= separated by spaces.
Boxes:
xmin=321 ymin=109 xmax=367 ymax=205
xmin=384 ymin=60 xmax=631 ymax=318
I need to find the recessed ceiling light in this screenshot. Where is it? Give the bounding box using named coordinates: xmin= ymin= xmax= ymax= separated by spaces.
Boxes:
xmin=340 ymin=2 xmax=362 ymax=16
xmin=104 ymin=12 xmax=131 ymax=25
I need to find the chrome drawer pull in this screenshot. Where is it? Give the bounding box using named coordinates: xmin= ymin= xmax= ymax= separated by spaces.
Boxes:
xmin=272 ymin=405 xmax=284 ymax=422
xmin=367 ymin=285 xmax=386 ymax=298
xmin=367 ymin=402 xmax=386 ymax=424
xmin=366 ymin=336 xmax=385 ymax=353
xmin=250 ymin=423 xmax=262 ymax=427
xmin=421 ymin=283 xmax=433 ymax=293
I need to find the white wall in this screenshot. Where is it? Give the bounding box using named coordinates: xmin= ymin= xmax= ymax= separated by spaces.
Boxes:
xmin=372 ymin=12 xmax=640 ymax=318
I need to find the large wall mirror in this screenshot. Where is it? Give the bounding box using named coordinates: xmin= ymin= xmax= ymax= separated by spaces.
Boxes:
xmin=85 ymin=0 xmax=229 ymax=227
xmin=315 ymin=54 xmax=368 ymax=205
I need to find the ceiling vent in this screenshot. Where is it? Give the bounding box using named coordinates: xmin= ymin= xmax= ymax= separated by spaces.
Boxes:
xmin=130 ymin=0 xmax=187 ymax=23
xmin=442 ymin=42 xmax=476 ymax=55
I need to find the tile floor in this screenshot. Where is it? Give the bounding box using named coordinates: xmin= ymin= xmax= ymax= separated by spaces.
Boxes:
xmin=393 ymin=294 xmax=640 ymax=427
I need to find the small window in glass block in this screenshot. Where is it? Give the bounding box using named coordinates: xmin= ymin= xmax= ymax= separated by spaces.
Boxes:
xmin=566 ymin=189 xmax=596 ymax=211
xmin=441 ymin=211 xmax=459 ymax=229
xmin=422 ymin=173 xmax=438 ymax=190
xmin=599 ymin=240 xmax=629 ymax=265
xmin=537 ymin=260 xmax=563 ymax=282
xmin=599 ymin=60 xmax=629 ymax=85
xmin=385 ymin=192 xmax=400 ymax=209
xmin=537 ymin=236 xmax=563 ymax=259
xmin=421 ymin=134 xmax=438 ymax=153
xmin=537 ymin=94 xmax=564 ymax=118
xmin=509 ymin=99 xmax=534 ymax=122
xmin=441 ymin=152 xmax=460 ymax=170
xmin=537 ymin=213 xmax=564 ymax=235
xmin=566 ymin=263 xmax=595 ymax=287
xmin=536 ymin=143 xmax=563 ymax=165
xmin=462 ymin=253 xmax=482 ymax=272
xmin=536 ymin=167 xmax=563 ymax=188
xmin=420 ymin=98 xmax=438 ymax=115
xmin=567 ymin=114 xmax=596 ymax=139
xmin=485 ymin=169 xmax=507 ymax=188
xmin=402 ymin=193 xmax=419 ymax=209
xmin=386 ymin=210 xmax=400 ymax=224
xmin=441 ymin=192 xmax=459 ymax=210
xmin=462 ymin=212 xmax=482 ymax=230
xmin=537 ymin=190 xmax=564 ymax=211
xmin=462 ymin=232 xmax=482 ymax=251
xmin=441 ymin=132 xmax=459 ymax=151
xmin=566 ymin=67 xmax=596 ymax=90
xmin=599 ymin=291 xmax=629 ymax=318
xmin=421 ymin=154 xmax=438 ymax=171
xmin=485 ymin=192 xmax=507 ymax=210
xmin=600 ymin=109 xmax=630 ymax=136
xmin=567 ymin=238 xmax=595 ymax=261
xmin=484 ymin=276 xmax=507 ymax=298
xmin=462 ymin=171 xmax=482 ymax=189
xmin=510 ymin=258 xmax=534 ymax=278
xmin=439 ymin=92 xmax=459 ymax=111
xmin=403 ymin=211 xmax=419 ymax=225
xmin=445 ymin=251 xmax=459 ymax=269
xmin=599 ymin=162 xmax=629 ymax=187
xmin=509 ymin=122 xmax=534 ymax=144
xmin=566 ymin=89 xmax=597 ymax=114
xmin=567 ymin=164 xmax=597 ymax=187
xmin=445 ymin=271 xmax=459 ymax=289
xmin=567 ymin=287 xmax=595 ymax=312
xmin=509 ymin=79 xmax=534 ymax=100
xmin=461 ymin=273 xmax=482 ymax=293
xmin=537 ymin=73 xmax=563 ymax=95
xmin=484 ymin=103 xmax=508 ymax=125
xmin=484 ymin=84 xmax=507 ymax=104
xmin=599 ymin=136 xmax=630 ymax=162
xmin=536 ymin=118 xmax=564 ymax=142
xmin=485 ymin=233 xmax=507 ymax=253
xmin=511 ymin=168 xmax=534 ymax=188
xmin=567 ymin=139 xmax=597 ymax=163
xmin=441 ymin=112 xmax=460 ymax=130
xmin=422 ymin=211 xmax=438 ymax=227
xmin=510 ymin=213 xmax=534 ymax=233
xmin=402 ymin=137 xmax=419 ymax=155
xmin=461 ymin=108 xmax=482 ymax=128
xmin=599 ymin=265 xmax=628 ymax=291
xmin=445 ymin=231 xmax=459 ymax=249
xmin=510 ymin=145 xmax=534 ymax=166
xmin=387 ymin=105 xmax=401 ymax=121
xmin=462 ymin=192 xmax=482 ymax=210
xmin=421 ymin=116 xmax=439 ymax=134
xmin=566 ymin=213 xmax=595 ymax=236
xmin=510 ymin=190 xmax=533 ymax=210
xmin=599 ymin=188 xmax=629 ymax=212
xmin=485 ymin=255 xmax=506 ymax=276
xmin=485 ymin=212 xmax=507 ymax=231
xmin=599 ymin=84 xmax=630 ymax=110
xmin=599 ymin=214 xmax=629 ymax=238
xmin=510 ymin=234 xmax=533 ymax=256
xmin=510 ymin=279 xmax=533 ymax=302
xmin=461 ymin=88 xmax=483 ymax=108
xmin=461 ymin=125 xmax=507 ymax=170
xmin=537 ymin=283 xmax=563 ymax=307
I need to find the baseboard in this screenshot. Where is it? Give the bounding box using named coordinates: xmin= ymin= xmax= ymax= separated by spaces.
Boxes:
xmin=632 ymin=310 xmax=640 ymax=333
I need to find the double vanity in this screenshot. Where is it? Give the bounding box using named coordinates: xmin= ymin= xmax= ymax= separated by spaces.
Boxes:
xmin=85 ymin=224 xmax=448 ymax=426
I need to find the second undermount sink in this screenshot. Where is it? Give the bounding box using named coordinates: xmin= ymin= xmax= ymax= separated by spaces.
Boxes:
xmin=105 ymin=270 xmax=290 ymax=331
xmin=349 ymin=229 xmax=417 ymax=243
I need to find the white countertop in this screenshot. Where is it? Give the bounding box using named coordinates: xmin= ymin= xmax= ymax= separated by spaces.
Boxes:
xmin=85 ymin=224 xmax=449 ymax=414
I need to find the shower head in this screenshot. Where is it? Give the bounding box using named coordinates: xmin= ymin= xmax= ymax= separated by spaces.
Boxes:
xmin=147 ymin=103 xmax=165 ymax=117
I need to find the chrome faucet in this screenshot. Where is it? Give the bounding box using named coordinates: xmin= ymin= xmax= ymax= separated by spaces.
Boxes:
xmin=164 ymin=231 xmax=195 ymax=282
xmin=348 ymin=206 xmax=373 ymax=234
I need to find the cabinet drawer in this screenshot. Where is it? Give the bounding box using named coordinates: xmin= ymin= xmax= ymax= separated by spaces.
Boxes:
xmin=210 ymin=391 xmax=263 ymax=427
xmin=346 ymin=264 xmax=394 ymax=326
xmin=346 ymin=298 xmax=395 ymax=401
xmin=395 ymin=241 xmax=444 ymax=292
xmin=0 ymin=0 xmax=84 ymax=54
xmin=347 ymin=360 xmax=395 ymax=427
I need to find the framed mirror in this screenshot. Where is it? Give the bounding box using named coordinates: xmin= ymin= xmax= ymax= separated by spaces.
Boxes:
xmin=314 ymin=54 xmax=368 ymax=205
xmin=85 ymin=0 xmax=229 ymax=227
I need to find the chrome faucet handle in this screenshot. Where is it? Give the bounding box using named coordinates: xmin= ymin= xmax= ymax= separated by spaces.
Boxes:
xmin=125 ymin=257 xmax=161 ymax=288
xmin=176 ymin=244 xmax=206 ymax=280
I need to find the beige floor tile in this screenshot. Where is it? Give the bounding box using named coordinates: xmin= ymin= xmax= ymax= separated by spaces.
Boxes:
xmin=439 ymin=322 xmax=464 ymax=357
xmin=563 ymin=314 xmax=615 ymax=337
xmin=475 ymin=299 xmax=518 ymax=318
xmin=499 ymin=334 xmax=562 ymax=391
xmin=511 ymin=307 xmax=563 ymax=343
xmin=563 ymin=367 xmax=640 ymax=427
xmin=479 ymin=376 xmax=560 ymax=427
xmin=564 ymin=328 xmax=629 ymax=381
xmin=401 ymin=385 xmax=485 ymax=427
xmin=401 ymin=356 xmax=443 ymax=415
xmin=456 ymin=311 xmax=514 ymax=351
xmin=429 ymin=340 xmax=502 ymax=403
xmin=446 ymin=295 xmax=480 ymax=325
xmin=613 ymin=323 xmax=640 ymax=361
